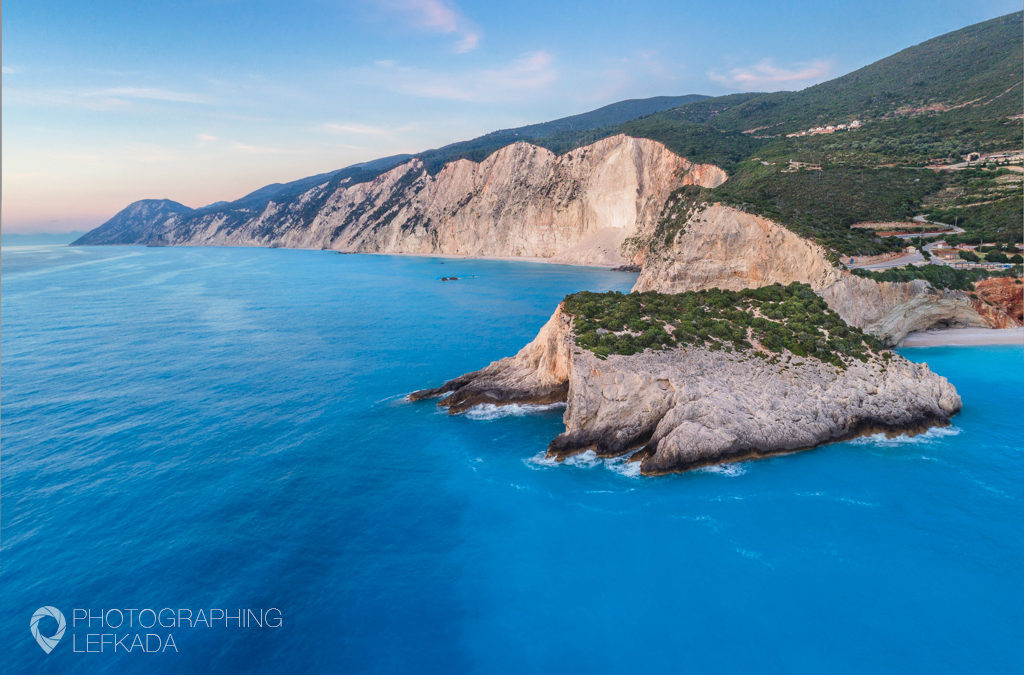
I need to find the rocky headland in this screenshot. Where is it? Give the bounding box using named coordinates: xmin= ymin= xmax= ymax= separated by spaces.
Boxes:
xmin=413 ymin=284 xmax=962 ymax=474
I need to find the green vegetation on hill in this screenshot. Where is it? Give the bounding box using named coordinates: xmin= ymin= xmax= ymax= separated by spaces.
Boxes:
xmin=652 ymin=164 xmax=946 ymax=256
xmin=851 ymin=264 xmax=1021 ymax=290
xmin=690 ymin=12 xmax=1023 ymax=134
xmin=937 ymin=167 xmax=1023 ymax=204
xmin=774 ymin=111 xmax=1021 ymax=166
xmin=562 ymin=283 xmax=886 ymax=367
xmin=708 ymin=164 xmax=944 ymax=255
xmin=615 ymin=119 xmax=765 ymax=171
xmin=926 ymin=195 xmax=1024 ymax=244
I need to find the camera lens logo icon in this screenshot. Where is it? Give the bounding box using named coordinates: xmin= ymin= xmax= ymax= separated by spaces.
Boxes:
xmin=30 ymin=606 xmax=66 ymax=654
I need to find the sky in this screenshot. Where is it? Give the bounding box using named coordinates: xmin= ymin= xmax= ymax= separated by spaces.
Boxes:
xmin=2 ymin=0 xmax=1019 ymax=233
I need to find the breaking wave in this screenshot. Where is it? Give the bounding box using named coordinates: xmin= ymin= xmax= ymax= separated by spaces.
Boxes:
xmin=695 ymin=462 xmax=749 ymax=477
xmin=847 ymin=425 xmax=961 ymax=446
xmin=465 ymin=402 xmax=565 ymax=420
xmin=524 ymin=449 xmax=643 ymax=478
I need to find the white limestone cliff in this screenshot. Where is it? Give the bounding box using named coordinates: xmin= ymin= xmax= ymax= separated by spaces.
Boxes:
xmin=98 ymin=135 xmax=725 ymax=267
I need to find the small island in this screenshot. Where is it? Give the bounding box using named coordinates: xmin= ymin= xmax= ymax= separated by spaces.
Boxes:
xmin=412 ymin=283 xmax=962 ymax=474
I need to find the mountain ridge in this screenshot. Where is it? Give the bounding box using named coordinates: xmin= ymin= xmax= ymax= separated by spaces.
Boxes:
xmin=75 ymin=93 xmax=708 ymax=242
xmin=75 ymin=12 xmax=1022 ymax=257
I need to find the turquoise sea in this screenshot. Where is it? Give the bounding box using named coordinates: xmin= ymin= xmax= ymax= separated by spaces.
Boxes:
xmin=2 ymin=243 xmax=1022 ymax=673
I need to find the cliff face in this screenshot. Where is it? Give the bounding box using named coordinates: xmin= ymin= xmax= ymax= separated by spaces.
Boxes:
xmin=971 ymin=277 xmax=1024 ymax=327
xmin=409 ymin=306 xmax=574 ymax=412
xmin=413 ymin=300 xmax=962 ymax=475
xmin=553 ymin=347 xmax=959 ymax=475
xmin=76 ymin=135 xmax=725 ymax=267
xmin=818 ymin=275 xmax=989 ymax=342
xmin=322 ymin=136 xmax=724 ymax=266
xmin=633 ymin=202 xmax=997 ymax=344
xmin=633 ymin=203 xmax=842 ymax=292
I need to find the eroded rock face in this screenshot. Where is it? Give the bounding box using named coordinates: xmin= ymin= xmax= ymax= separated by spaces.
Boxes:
xmin=413 ymin=301 xmax=962 ymax=474
xmin=971 ymin=277 xmax=1024 ymax=327
xmin=321 ymin=136 xmax=723 ymax=266
xmin=552 ymin=348 xmax=960 ymax=474
xmin=633 ymin=203 xmax=842 ymax=292
xmin=79 ymin=135 xmax=725 ymax=267
xmin=408 ymin=307 xmax=574 ymax=413
xmin=633 ymin=202 xmax=997 ymax=344
xmin=818 ymin=275 xmax=988 ymax=343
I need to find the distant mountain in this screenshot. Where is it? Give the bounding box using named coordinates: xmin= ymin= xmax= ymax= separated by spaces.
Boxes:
xmin=411 ymin=95 xmax=708 ymax=173
xmin=538 ymin=12 xmax=1022 ymax=170
xmin=74 ymin=199 xmax=193 ymax=246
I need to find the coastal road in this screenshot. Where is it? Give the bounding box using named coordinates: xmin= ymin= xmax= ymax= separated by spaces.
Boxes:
xmin=912 ymin=214 xmax=965 ymax=234
xmin=853 ymin=215 xmax=964 ymax=269
xmin=856 ymin=250 xmax=925 ymax=270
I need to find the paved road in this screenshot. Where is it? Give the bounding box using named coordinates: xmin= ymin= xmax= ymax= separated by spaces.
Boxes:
xmin=847 ymin=215 xmax=966 ymax=270
xmin=856 ymin=251 xmax=925 ymax=270
xmin=912 ymin=213 xmax=965 ymax=234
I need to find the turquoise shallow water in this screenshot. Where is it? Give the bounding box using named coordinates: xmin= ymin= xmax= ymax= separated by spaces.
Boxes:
xmin=2 ymin=244 xmax=1022 ymax=673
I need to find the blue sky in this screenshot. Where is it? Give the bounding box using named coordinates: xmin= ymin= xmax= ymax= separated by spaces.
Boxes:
xmin=2 ymin=0 xmax=1018 ymax=232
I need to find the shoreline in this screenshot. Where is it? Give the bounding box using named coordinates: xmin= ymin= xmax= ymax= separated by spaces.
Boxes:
xmin=68 ymin=242 xmax=633 ymax=271
xmin=350 ymin=248 xmax=627 ymax=270
xmin=900 ymin=327 xmax=1024 ymax=347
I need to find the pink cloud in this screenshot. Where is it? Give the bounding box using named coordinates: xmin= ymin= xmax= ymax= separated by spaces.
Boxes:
xmin=709 ymin=59 xmax=834 ymax=89
xmin=377 ymin=0 xmax=480 ymax=53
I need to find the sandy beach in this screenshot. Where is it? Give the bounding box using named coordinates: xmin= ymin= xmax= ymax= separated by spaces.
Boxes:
xmin=900 ymin=327 xmax=1024 ymax=347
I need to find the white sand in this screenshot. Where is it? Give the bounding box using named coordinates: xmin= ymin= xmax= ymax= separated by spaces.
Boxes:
xmin=900 ymin=327 xmax=1024 ymax=347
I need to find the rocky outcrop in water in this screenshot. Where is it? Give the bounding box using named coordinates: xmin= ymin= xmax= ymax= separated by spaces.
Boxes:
xmin=633 ymin=202 xmax=1001 ymax=344
xmin=412 ymin=298 xmax=961 ymax=474
xmin=552 ymin=347 xmax=959 ymax=475
xmin=74 ymin=135 xmax=725 ymax=267
xmin=409 ymin=306 xmax=572 ymax=412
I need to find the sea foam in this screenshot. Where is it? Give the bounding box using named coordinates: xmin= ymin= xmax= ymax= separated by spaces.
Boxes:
xmin=464 ymin=402 xmax=565 ymax=420
xmin=695 ymin=462 xmax=749 ymax=477
xmin=848 ymin=425 xmax=961 ymax=446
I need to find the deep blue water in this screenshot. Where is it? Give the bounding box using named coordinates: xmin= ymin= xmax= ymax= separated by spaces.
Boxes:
xmin=2 ymin=244 xmax=1022 ymax=673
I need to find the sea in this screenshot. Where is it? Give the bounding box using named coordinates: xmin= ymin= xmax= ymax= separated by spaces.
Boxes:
xmin=2 ymin=242 xmax=1022 ymax=673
